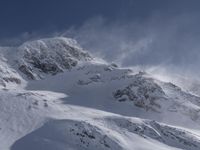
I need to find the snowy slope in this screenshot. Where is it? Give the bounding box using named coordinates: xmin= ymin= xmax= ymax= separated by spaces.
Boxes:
xmin=1 ymin=37 xmax=200 ymax=150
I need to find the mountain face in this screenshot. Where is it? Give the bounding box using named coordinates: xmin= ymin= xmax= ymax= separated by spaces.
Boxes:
xmin=17 ymin=37 xmax=92 ymax=80
xmin=1 ymin=37 xmax=200 ymax=150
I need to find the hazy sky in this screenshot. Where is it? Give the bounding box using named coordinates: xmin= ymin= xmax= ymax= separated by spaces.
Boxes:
xmin=1 ymin=0 xmax=200 ymax=75
xmin=0 ymin=0 xmax=199 ymax=38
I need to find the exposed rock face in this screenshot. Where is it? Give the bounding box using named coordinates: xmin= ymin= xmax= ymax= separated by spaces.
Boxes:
xmin=17 ymin=37 xmax=92 ymax=79
xmin=0 ymin=55 xmax=23 ymax=88
xmin=113 ymin=73 xmax=166 ymax=111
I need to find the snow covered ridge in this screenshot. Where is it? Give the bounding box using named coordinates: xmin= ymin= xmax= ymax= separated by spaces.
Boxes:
xmin=113 ymin=72 xmax=166 ymax=112
xmin=11 ymin=117 xmax=200 ymax=150
xmin=16 ymin=37 xmax=92 ymax=79
xmin=2 ymin=37 xmax=200 ymax=150
xmin=103 ymin=116 xmax=200 ymax=150
xmin=112 ymin=72 xmax=200 ymax=122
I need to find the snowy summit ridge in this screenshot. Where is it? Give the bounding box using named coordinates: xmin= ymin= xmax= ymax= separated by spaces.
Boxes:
xmin=1 ymin=37 xmax=200 ymax=150
xmin=17 ymin=37 xmax=92 ymax=79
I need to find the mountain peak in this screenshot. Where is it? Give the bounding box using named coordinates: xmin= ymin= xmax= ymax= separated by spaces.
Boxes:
xmin=19 ymin=37 xmax=82 ymax=50
xmin=16 ymin=37 xmax=92 ymax=79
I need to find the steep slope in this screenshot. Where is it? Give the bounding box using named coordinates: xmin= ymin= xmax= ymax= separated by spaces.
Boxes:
xmin=1 ymin=37 xmax=200 ymax=150
xmin=0 ymin=48 xmax=25 ymax=89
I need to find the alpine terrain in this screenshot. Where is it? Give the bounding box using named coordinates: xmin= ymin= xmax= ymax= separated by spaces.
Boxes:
xmin=1 ymin=37 xmax=200 ymax=150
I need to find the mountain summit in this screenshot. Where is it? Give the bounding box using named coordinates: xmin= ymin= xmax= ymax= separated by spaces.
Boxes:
xmin=17 ymin=37 xmax=92 ymax=79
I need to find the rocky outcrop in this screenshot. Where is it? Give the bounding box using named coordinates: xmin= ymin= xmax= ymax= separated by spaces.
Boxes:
xmin=17 ymin=37 xmax=92 ymax=79
xmin=113 ymin=73 xmax=166 ymax=111
xmin=0 ymin=55 xmax=23 ymax=88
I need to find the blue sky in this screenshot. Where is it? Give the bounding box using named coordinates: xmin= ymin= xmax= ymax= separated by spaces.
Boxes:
xmin=0 ymin=0 xmax=199 ymax=39
xmin=1 ymin=0 xmax=200 ymax=75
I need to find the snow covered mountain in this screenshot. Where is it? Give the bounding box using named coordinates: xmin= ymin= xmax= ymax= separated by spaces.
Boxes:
xmin=1 ymin=37 xmax=200 ymax=150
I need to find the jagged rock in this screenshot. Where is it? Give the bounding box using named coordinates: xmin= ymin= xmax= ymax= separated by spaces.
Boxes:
xmin=0 ymin=55 xmax=23 ymax=88
xmin=19 ymin=65 xmax=36 ymax=80
xmin=16 ymin=37 xmax=92 ymax=79
xmin=113 ymin=73 xmax=166 ymax=111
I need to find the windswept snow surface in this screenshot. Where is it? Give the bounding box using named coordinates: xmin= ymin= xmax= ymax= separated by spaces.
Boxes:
xmin=1 ymin=37 xmax=200 ymax=150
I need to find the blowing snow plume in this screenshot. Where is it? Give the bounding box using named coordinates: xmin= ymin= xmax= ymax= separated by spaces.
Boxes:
xmin=57 ymin=10 xmax=200 ymax=92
